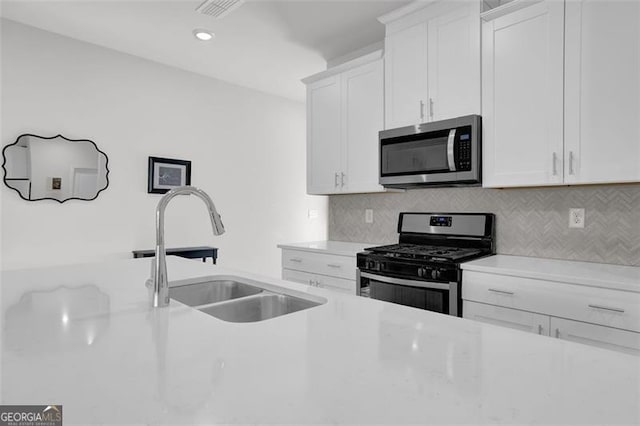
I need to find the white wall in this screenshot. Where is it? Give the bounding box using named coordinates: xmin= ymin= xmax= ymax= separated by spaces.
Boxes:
xmin=0 ymin=19 xmax=328 ymax=276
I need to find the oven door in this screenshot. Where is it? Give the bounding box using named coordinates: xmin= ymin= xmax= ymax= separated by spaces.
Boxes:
xmin=360 ymin=271 xmax=459 ymax=316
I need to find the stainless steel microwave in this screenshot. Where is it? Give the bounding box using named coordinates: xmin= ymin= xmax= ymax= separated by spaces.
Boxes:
xmin=379 ymin=115 xmax=481 ymax=188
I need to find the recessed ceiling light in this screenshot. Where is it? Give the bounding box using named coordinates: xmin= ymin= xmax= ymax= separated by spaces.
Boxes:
xmin=193 ymin=29 xmax=214 ymax=41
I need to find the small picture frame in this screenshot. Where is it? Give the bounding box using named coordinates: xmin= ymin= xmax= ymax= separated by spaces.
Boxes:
xmin=51 ymin=177 xmax=62 ymax=190
xmin=147 ymin=156 xmax=191 ymax=194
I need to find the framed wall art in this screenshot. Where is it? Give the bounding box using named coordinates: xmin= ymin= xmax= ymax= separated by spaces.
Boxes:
xmin=147 ymin=156 xmax=191 ymax=194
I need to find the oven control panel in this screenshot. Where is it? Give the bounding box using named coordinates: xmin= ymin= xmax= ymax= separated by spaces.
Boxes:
xmin=357 ymin=254 xmax=459 ymax=283
xmin=430 ymin=216 xmax=452 ymax=227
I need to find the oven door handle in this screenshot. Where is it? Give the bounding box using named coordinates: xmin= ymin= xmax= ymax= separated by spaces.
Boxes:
xmin=360 ymin=272 xmax=452 ymax=290
xmin=447 ymin=129 xmax=457 ymax=172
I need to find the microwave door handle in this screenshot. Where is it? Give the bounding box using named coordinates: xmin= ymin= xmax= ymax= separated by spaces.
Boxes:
xmin=447 ymin=129 xmax=457 ymax=172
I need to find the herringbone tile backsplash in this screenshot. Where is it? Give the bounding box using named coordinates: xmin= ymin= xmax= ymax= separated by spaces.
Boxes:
xmin=329 ymin=184 xmax=640 ymax=266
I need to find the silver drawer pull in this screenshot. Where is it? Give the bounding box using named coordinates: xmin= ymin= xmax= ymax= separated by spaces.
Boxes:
xmin=289 ymin=258 xmax=303 ymax=263
xmin=488 ymin=288 xmax=515 ymax=296
xmin=588 ymin=304 xmax=625 ymax=313
xmin=327 ymin=264 xmax=342 ymax=269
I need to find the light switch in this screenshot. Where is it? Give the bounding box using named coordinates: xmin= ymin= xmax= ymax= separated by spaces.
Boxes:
xmin=365 ymin=209 xmax=373 ymax=224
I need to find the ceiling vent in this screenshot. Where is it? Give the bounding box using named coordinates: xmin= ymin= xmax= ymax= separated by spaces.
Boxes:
xmin=195 ymin=0 xmax=245 ymax=19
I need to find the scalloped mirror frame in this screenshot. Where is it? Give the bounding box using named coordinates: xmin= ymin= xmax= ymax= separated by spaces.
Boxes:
xmin=2 ymin=133 xmax=110 ymax=203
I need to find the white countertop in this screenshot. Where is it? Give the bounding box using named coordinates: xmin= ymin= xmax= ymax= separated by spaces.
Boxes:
xmin=2 ymin=257 xmax=639 ymax=425
xmin=462 ymin=255 xmax=640 ymax=293
xmin=277 ymin=240 xmax=376 ymax=256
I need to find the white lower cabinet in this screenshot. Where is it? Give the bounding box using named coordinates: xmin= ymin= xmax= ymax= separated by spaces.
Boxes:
xmin=551 ymin=317 xmax=640 ymax=356
xmin=280 ymin=245 xmax=360 ymax=295
xmin=465 ymin=300 xmax=640 ymax=356
xmin=464 ymin=301 xmax=549 ymax=336
xmin=463 ymin=270 xmax=640 ymax=355
xmin=282 ymin=269 xmax=354 ymax=295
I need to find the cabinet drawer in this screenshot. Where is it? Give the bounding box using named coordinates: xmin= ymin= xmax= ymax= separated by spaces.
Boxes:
xmin=463 ymin=271 xmax=640 ymax=333
xmin=281 ymin=249 xmax=356 ymax=280
xmin=551 ymin=317 xmax=640 ymax=356
xmin=282 ymin=268 xmax=355 ymax=294
xmin=282 ymin=268 xmax=315 ymax=286
xmin=464 ymin=300 xmax=550 ymax=336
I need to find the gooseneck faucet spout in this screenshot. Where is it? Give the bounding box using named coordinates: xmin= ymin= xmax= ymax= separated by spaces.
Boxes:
xmin=150 ymin=186 xmax=225 ymax=307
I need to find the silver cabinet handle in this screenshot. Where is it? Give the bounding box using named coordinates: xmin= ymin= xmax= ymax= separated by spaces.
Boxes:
xmin=588 ymin=304 xmax=625 ymax=313
xmin=538 ymin=324 xmax=543 ymax=335
xmin=429 ymin=97 xmax=434 ymax=119
xmin=327 ymin=264 xmax=342 ymax=269
xmin=419 ymin=100 xmax=425 ymax=121
xmin=341 ymin=172 xmax=346 ymax=188
xmin=569 ymin=151 xmax=575 ymax=175
xmin=488 ymin=288 xmax=515 ymax=295
xmin=552 ymin=152 xmax=558 ymax=176
xmin=334 ymin=172 xmax=339 ymax=187
xmin=555 ymin=328 xmax=560 ymax=338
xmin=289 ymin=258 xmax=302 ymax=263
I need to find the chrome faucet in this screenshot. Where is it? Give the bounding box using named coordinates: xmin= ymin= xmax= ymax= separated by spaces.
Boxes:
xmin=149 ymin=186 xmax=225 ymax=307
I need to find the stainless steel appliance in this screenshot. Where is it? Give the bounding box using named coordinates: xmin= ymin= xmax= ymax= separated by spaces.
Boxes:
xmin=379 ymin=115 xmax=481 ymax=188
xmin=357 ymin=212 xmax=495 ymax=317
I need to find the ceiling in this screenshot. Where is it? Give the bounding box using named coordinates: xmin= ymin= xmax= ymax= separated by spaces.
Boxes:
xmin=0 ymin=0 xmax=410 ymax=102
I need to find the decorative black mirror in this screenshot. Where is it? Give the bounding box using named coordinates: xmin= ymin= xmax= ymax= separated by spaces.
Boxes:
xmin=2 ymin=134 xmax=109 ymax=203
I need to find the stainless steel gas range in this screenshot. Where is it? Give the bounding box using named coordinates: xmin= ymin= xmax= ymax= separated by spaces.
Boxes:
xmin=357 ymin=212 xmax=495 ymax=317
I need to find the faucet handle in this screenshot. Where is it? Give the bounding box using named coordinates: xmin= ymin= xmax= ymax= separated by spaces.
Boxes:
xmin=146 ymin=257 xmax=156 ymax=289
xmin=149 ymin=257 xmax=156 ymax=279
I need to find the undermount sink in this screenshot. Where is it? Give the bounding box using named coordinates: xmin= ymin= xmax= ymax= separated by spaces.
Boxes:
xmin=169 ymin=280 xmax=263 ymax=307
xmin=169 ymin=276 xmax=325 ymax=322
xmin=199 ymin=293 xmax=321 ymax=323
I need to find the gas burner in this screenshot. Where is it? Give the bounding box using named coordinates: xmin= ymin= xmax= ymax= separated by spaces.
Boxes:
xmin=365 ymin=244 xmax=484 ymax=263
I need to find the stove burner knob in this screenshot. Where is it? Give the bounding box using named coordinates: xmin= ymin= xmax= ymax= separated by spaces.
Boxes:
xmin=431 ymin=269 xmax=438 ymax=280
xmin=417 ymin=267 xmax=424 ymax=278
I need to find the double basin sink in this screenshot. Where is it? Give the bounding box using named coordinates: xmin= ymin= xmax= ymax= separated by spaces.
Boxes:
xmin=169 ymin=276 xmax=325 ymax=323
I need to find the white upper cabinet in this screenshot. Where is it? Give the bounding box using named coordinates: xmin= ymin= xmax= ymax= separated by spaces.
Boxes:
xmin=306 ymin=75 xmax=342 ymax=194
xmin=564 ymin=0 xmax=640 ymax=185
xmin=342 ymin=60 xmax=385 ymax=193
xmin=384 ymin=22 xmax=429 ymax=129
xmin=427 ymin=4 xmax=481 ymax=122
xmin=303 ymin=52 xmax=387 ymax=195
xmin=380 ymin=1 xmax=481 ymax=130
xmin=482 ymin=0 xmax=565 ymax=187
xmin=483 ymin=0 xmax=640 ymax=188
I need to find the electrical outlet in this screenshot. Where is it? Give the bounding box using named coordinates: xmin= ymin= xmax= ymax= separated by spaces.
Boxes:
xmin=569 ymin=208 xmax=585 ymax=228
xmin=365 ymin=209 xmax=374 ymax=224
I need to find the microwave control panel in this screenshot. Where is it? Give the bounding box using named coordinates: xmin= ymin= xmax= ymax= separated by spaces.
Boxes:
xmin=456 ymin=126 xmax=473 ymax=171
